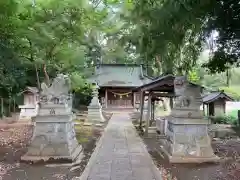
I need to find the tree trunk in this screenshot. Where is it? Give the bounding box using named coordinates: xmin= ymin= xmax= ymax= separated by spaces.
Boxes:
xmin=28 ymin=39 xmax=41 ymax=90
xmin=226 ymin=69 xmax=230 ymax=87
xmin=155 ymin=55 xmax=162 ymax=75
xmin=35 ymin=64 xmax=40 ymax=90
xmin=43 ymin=64 xmax=50 ymax=86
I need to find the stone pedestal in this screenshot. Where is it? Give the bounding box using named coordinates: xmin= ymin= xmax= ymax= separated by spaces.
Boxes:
xmin=87 ymin=107 xmax=105 ymax=123
xmin=156 ymin=117 xmax=168 ymax=135
xmin=19 ymin=104 xmax=38 ymax=121
xmin=142 ymin=100 xmax=149 ymax=122
xmin=87 ymin=85 xmax=105 ymax=124
xmin=161 ymin=76 xmax=219 ymax=163
xmin=21 ymin=103 xmax=82 ymax=162
xmin=161 ymin=118 xmax=219 ymax=163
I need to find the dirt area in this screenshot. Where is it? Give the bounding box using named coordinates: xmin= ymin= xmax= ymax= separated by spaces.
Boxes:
xmin=136 ymin=127 xmax=240 ymax=180
xmin=0 ymin=112 xmax=112 ymax=180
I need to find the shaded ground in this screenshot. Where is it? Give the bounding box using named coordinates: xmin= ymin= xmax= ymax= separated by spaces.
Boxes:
xmin=135 ymin=124 xmax=240 ymax=180
xmin=0 ymin=112 xmax=112 ymax=180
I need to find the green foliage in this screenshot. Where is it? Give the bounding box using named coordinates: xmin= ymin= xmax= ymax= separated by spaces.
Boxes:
xmin=211 ymin=115 xmax=238 ymax=125
xmin=2 ymin=0 xmax=239 ymax=114
xmin=195 ymin=64 xmax=240 ymax=94
xmin=70 ymin=72 xmax=93 ymax=108
xmin=226 ymin=109 xmax=239 ymax=120
xmin=73 ymin=87 xmax=93 ymax=108
xmin=188 ymin=68 xmax=201 ymax=83
xmin=204 ymin=1 xmax=240 ymax=72
xmin=0 ymin=0 xmax=113 ymax=114
xmin=115 ymin=0 xmax=240 ymax=74
xmin=219 ymin=86 xmax=240 ymax=101
xmin=123 ymin=0 xmax=211 ymax=74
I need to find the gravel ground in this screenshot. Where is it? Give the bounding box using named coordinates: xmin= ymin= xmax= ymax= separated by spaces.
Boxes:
xmin=0 ymin=112 xmax=112 ymax=180
xmin=139 ymin=131 xmax=240 ymax=180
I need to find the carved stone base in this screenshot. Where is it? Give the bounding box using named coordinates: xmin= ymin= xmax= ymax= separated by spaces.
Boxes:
xmin=160 ymin=145 xmax=219 ymax=163
xmin=171 ymin=108 xmax=203 ymax=119
xmin=21 ymin=145 xmax=82 ymax=163
xmin=156 ymin=118 xmax=167 ymax=135
xmin=87 ymin=107 xmax=105 ymax=123
xmin=161 ymin=117 xmax=219 ymax=163
xmin=21 ymin=104 xmax=82 ymax=163
xmin=130 ymin=111 xmax=140 ymax=122
xmin=19 ymin=104 xmax=38 ymax=121
xmin=141 ymin=110 xmax=148 ymax=122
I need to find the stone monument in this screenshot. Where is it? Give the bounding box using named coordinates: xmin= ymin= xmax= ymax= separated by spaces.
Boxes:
xmin=161 ymin=76 xmax=219 ymax=163
xmin=87 ymin=83 xmax=105 ymax=123
xmin=21 ymin=74 xmax=82 ymax=162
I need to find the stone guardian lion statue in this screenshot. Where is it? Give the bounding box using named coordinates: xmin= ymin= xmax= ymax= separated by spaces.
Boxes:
xmin=40 ymin=74 xmax=71 ymax=104
xmin=174 ymin=76 xmax=195 ymax=108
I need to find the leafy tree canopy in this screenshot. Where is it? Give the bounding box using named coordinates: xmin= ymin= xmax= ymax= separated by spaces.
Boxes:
xmin=1 ymin=0 xmax=240 ymax=111
xmin=122 ymin=0 xmax=240 ymax=74
xmin=0 ymin=0 xmax=110 ymax=108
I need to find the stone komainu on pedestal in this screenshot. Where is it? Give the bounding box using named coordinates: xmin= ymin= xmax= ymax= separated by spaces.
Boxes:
xmin=21 ymin=74 xmax=82 ymax=162
xmin=161 ymin=76 xmax=219 ymax=163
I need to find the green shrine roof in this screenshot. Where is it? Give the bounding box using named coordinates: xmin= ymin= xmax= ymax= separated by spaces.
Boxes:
xmin=87 ymin=64 xmax=153 ymax=87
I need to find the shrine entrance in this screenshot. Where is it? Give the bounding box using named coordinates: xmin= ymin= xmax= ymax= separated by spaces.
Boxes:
xmin=107 ymin=89 xmax=133 ymax=108
xmin=99 ymin=88 xmax=135 ymax=108
xmin=87 ymin=64 xmax=152 ymax=109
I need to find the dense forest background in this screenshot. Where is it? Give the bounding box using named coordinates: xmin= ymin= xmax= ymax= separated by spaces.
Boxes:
xmin=0 ymin=0 xmax=240 ymax=113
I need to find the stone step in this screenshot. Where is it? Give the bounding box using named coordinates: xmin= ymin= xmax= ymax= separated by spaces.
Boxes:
xmin=103 ymin=107 xmax=135 ymax=111
xmin=143 ymin=126 xmax=157 ymax=134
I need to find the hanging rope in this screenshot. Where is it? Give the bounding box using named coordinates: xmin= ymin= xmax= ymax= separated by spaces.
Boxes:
xmin=108 ymin=90 xmax=132 ymax=99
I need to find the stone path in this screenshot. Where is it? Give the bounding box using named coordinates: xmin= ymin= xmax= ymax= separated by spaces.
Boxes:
xmin=80 ymin=113 xmax=162 ymax=180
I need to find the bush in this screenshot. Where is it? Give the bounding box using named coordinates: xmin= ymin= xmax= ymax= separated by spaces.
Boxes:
xmin=70 ymin=72 xmax=93 ymax=109
xmin=210 ymin=115 xmax=238 ymax=125
xmin=73 ymin=85 xmax=93 ymax=109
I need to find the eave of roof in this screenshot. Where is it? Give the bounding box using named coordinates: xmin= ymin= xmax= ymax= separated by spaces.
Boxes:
xmin=203 ymin=91 xmax=234 ymax=104
xmin=98 ymin=63 xmax=142 ymax=67
xmin=133 ymin=74 xmax=203 ymax=92
xmin=17 ymin=86 xmax=39 ymax=96
xmin=87 ymin=63 xmax=153 ymax=87
xmin=142 ymin=74 xmax=154 ymax=80
xmin=133 ymin=74 xmax=174 ymax=91
xmin=26 ymin=86 xmax=39 ymax=93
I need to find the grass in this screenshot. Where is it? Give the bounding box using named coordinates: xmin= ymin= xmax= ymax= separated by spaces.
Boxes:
xmin=226 ymin=109 xmax=238 ymax=119
xmin=155 ymin=108 xmax=170 ymax=117
xmin=74 ymin=123 xmax=93 ymax=144
xmin=74 ymin=119 xmax=85 ymax=123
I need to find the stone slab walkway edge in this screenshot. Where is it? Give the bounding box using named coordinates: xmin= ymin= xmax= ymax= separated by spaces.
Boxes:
xmin=79 ymin=113 xmax=163 ymax=180
xmin=131 ymin=129 xmax=163 ymax=180
xmin=79 ymin=125 xmax=106 ymax=180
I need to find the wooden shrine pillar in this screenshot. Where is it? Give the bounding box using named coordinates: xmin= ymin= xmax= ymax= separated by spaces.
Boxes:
xmin=145 ymin=91 xmax=152 ymax=136
xmin=203 ymin=103 xmax=205 ymax=116
xmin=150 ymin=100 xmax=154 ymax=126
xmin=105 ymin=89 xmax=108 ymax=108
xmin=169 ymin=97 xmax=174 ymax=109
xmin=133 ymin=92 xmax=135 ymax=108
xmin=139 ymin=91 xmax=145 ymax=128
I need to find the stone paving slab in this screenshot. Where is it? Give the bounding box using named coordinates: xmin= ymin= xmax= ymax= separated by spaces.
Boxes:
xmin=80 ymin=113 xmax=162 ymax=180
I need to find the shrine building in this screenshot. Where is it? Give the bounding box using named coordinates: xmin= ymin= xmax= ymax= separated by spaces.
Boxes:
xmin=87 ymin=64 xmax=152 ymax=109
xmin=202 ymin=90 xmax=234 ymax=116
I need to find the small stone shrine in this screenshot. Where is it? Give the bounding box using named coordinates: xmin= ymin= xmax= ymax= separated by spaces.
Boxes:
xmin=87 ymin=83 xmax=105 ymax=123
xmin=18 ymin=86 xmax=39 ymax=121
xmin=161 ymin=76 xmax=219 ymax=163
xmin=21 ymin=74 xmax=82 ymax=162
